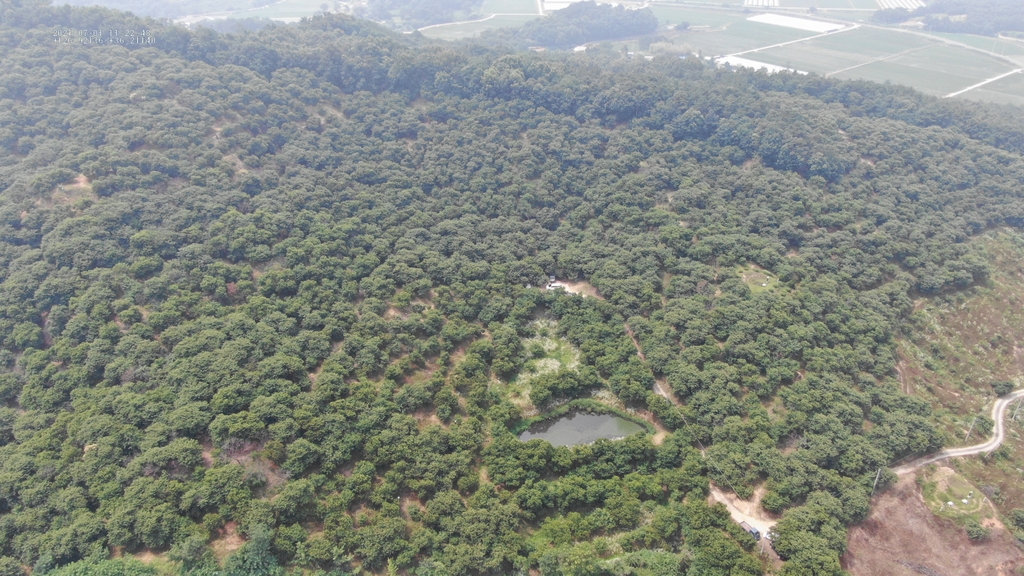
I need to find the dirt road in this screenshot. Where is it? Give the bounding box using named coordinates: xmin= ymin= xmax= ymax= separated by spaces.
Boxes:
xmin=708 ymin=485 xmax=777 ymax=536
xmin=894 ymin=389 xmax=1024 ymax=475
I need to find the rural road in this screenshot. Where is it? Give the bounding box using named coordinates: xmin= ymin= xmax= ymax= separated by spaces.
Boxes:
xmin=709 ymin=485 xmax=777 ymax=537
xmin=894 ymin=389 xmax=1024 ymax=475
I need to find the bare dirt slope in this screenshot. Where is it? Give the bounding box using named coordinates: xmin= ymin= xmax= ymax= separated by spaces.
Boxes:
xmin=843 ymin=475 xmax=1024 ymax=576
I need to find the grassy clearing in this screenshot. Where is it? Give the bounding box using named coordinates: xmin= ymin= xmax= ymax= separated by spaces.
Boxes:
xmin=419 ymin=14 xmax=537 ymax=39
xmin=499 ymin=319 xmax=580 ymax=416
xmin=736 ymin=263 xmax=780 ymax=294
xmin=898 ymin=232 xmax=1024 ymax=433
xmin=919 ymin=465 xmax=996 ymax=526
xmin=37 ymin=174 xmax=97 ymax=209
xmin=129 ymin=551 xmax=178 ymax=575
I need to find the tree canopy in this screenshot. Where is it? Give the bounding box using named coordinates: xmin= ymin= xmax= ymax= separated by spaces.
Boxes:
xmin=1 ymin=1 xmax=1024 ymax=574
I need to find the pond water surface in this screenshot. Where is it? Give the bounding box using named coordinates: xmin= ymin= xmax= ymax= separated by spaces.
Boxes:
xmin=518 ymin=410 xmax=645 ymax=447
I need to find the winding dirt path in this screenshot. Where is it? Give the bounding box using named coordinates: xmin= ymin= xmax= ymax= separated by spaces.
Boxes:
xmin=894 ymin=389 xmax=1024 ymax=475
xmin=624 ymin=324 xmax=646 ymax=361
xmin=893 ymin=361 xmax=909 ymax=394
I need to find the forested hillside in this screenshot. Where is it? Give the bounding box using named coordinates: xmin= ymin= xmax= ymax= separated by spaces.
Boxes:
xmin=2 ymin=1 xmax=1024 ymax=575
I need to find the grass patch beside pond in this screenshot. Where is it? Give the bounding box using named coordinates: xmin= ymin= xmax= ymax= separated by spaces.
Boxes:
xmin=501 ymin=319 xmax=581 ymax=416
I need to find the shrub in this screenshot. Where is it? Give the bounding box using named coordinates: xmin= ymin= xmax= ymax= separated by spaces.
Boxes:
xmin=992 ymin=381 xmax=1015 ymax=396
xmin=965 ymin=518 xmax=990 ymax=540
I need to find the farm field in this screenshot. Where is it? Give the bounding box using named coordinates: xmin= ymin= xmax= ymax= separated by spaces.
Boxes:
xmin=651 ymin=0 xmax=744 ymax=5
xmin=960 ymin=71 xmax=1024 ymax=107
xmin=648 ymin=5 xmax=750 ymax=28
xmin=830 ymin=43 xmax=1017 ymax=96
xmin=419 ymin=14 xmax=538 ymax=39
xmin=417 ymin=2 xmax=1023 ymax=102
xmin=817 ymin=9 xmax=877 ymax=23
xmin=749 ymin=26 xmax=933 ymax=73
xmin=480 ymin=0 xmax=540 ymax=14
xmin=732 ymin=25 xmax=1020 ymax=97
xmin=779 ymin=0 xmax=864 ymax=8
xmin=221 ymin=0 xmax=326 ymax=20
xmin=175 ymin=0 xmax=326 ymax=23
xmin=749 ymin=37 xmax=901 ymax=73
xmin=671 ymin=19 xmax=818 ymax=56
xmin=922 ymin=31 xmax=1024 ymax=63
xmin=803 ymin=26 xmax=932 ymax=56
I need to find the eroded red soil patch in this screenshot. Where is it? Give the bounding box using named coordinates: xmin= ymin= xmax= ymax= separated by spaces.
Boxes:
xmin=843 ymin=475 xmax=1024 ymax=576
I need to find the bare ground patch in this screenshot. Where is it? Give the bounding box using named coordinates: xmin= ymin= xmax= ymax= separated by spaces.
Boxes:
xmin=131 ymin=550 xmax=164 ymax=564
xmin=37 ymin=174 xmax=97 ymax=209
xmin=211 ymin=521 xmax=245 ymax=562
xmin=843 ymin=475 xmax=1024 ymax=576
xmin=412 ymin=408 xmax=444 ymax=429
xmin=201 ymin=439 xmax=214 ymax=468
xmin=708 ymin=484 xmax=778 ymax=538
xmin=560 ymin=280 xmax=601 ymax=299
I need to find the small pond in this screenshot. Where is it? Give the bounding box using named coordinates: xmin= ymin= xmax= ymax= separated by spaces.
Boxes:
xmin=518 ymin=409 xmax=645 ymax=447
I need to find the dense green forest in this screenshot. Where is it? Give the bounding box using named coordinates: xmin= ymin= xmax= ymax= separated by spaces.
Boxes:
xmin=2 ymin=0 xmax=1024 ymax=574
